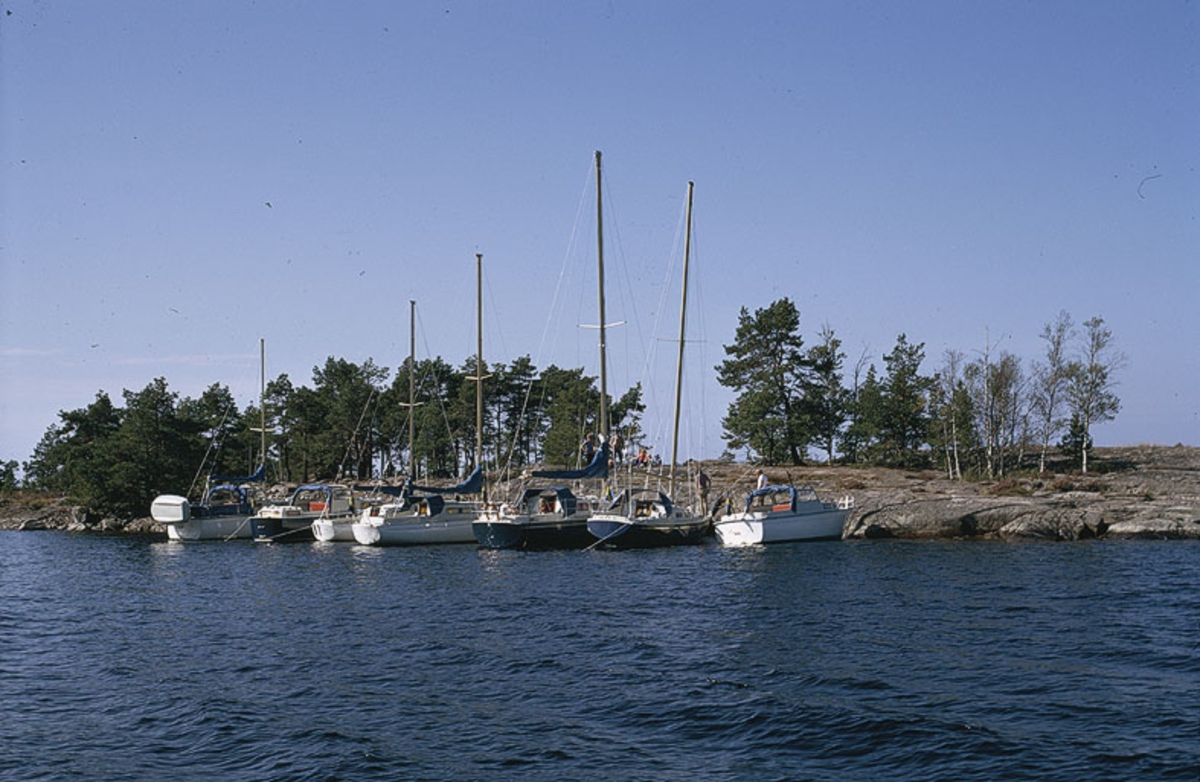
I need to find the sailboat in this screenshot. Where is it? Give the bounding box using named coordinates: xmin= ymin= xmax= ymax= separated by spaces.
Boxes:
xmin=151 ymin=339 xmax=271 ymax=541
xmin=472 ymin=443 xmax=609 ymax=550
xmin=586 ymin=180 xmax=710 ymax=548
xmin=472 ymin=151 xmax=613 ymax=550
xmin=151 ymin=464 xmax=267 ymax=541
xmin=351 ymin=256 xmax=486 ymax=546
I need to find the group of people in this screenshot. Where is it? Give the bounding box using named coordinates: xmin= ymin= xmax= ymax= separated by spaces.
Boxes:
xmin=578 ymin=432 xmax=776 ymax=518
xmin=580 ymin=432 xmax=659 ymax=470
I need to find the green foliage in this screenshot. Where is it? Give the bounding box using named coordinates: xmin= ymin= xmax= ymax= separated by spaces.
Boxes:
xmin=1065 ymin=316 xmax=1123 ymax=473
xmin=310 ymin=356 xmax=389 ymax=480
xmin=25 ymin=391 xmax=122 ymax=510
xmin=489 ymin=355 xmax=539 ymax=468
xmin=0 ymin=460 xmax=19 ymax=494
xmin=17 ymin=308 xmax=1127 ymax=517
xmin=928 ymin=350 xmax=973 ymax=480
xmin=178 ymin=383 xmax=244 ymax=476
xmin=963 ymin=350 xmax=1025 ymax=478
xmin=842 ymin=335 xmax=934 ymax=468
xmin=876 ymin=334 xmax=932 ymax=466
xmin=611 ymin=382 xmax=646 ymax=447
xmin=22 ymin=382 xmax=209 ymax=518
xmin=537 ymin=365 xmax=601 ymax=468
xmin=1058 ymin=413 xmax=1093 ymax=466
xmin=716 ymin=298 xmax=815 ymax=464
xmin=842 ymin=364 xmax=882 ymax=463
xmin=804 ymin=324 xmax=848 ymax=463
xmin=112 ymin=379 xmax=206 ymax=509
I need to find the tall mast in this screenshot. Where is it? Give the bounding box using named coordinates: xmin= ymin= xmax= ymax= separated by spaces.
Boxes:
xmin=259 ymin=337 xmax=266 ymax=473
xmin=595 ymin=150 xmax=609 ymax=440
xmin=669 ymin=181 xmax=694 ymax=496
xmin=475 ymin=253 xmax=485 ymax=499
xmin=408 ymin=300 xmax=417 ymax=482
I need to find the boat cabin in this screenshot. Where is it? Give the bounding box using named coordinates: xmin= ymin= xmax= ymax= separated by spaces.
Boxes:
xmin=196 ymin=484 xmax=263 ymax=517
xmin=261 ymin=484 xmax=354 ymax=518
xmin=607 ymin=488 xmax=674 ymax=519
xmin=744 ymin=485 xmax=832 ymax=515
xmin=519 ymin=486 xmax=579 ymax=517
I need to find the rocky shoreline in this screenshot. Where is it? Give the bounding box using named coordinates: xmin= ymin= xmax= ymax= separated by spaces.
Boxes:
xmin=830 ymin=444 xmax=1200 ymax=541
xmin=3 ymin=445 xmax=1199 ymax=541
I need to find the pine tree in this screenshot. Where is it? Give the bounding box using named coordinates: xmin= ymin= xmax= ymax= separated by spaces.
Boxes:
xmin=876 ymin=334 xmax=933 ymax=467
xmin=715 ymin=298 xmax=814 ymax=464
xmin=804 ymin=323 xmax=848 ymax=463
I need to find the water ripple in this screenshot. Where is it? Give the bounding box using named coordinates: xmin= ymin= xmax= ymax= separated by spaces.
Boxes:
xmin=1 ymin=534 xmax=1197 ymax=781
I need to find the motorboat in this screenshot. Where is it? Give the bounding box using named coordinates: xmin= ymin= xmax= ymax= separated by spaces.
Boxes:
xmin=251 ymin=483 xmax=356 ymax=543
xmin=714 ymin=485 xmax=852 ymax=546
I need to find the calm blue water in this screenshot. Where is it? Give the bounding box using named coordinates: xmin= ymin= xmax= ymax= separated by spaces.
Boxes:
xmin=1 ymin=532 xmax=1197 ymax=781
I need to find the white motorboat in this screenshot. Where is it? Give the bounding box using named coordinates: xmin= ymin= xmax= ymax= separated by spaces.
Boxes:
xmin=251 ymin=483 xmax=356 ymax=543
xmin=714 ymin=485 xmax=853 ymax=546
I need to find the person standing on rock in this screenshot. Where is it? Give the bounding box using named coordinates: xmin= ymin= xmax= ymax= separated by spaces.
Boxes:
xmin=695 ymin=468 xmax=711 ymax=517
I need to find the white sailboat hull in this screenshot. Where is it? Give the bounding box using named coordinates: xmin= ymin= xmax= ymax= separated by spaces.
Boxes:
xmin=166 ymin=516 xmax=255 ymax=541
xmin=352 ymin=517 xmax=476 ymax=545
xmin=311 ymin=517 xmax=359 ymax=542
xmin=152 ymin=493 xmax=256 ymax=541
xmin=351 ymin=502 xmax=479 ymax=546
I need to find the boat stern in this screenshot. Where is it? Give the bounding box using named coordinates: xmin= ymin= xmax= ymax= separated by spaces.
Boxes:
xmin=472 ymin=515 xmax=525 ymax=549
xmin=586 ymin=514 xmax=631 ymax=545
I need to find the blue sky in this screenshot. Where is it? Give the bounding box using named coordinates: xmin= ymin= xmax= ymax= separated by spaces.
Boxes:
xmin=2 ymin=0 xmax=1197 ymax=469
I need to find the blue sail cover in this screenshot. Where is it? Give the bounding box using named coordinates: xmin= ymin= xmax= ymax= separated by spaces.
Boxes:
xmin=532 ymin=442 xmax=609 ymax=480
xmin=211 ymin=463 xmax=266 ymax=484
xmin=409 ymin=464 xmax=484 ymax=495
xmin=352 ymin=483 xmax=408 ymax=498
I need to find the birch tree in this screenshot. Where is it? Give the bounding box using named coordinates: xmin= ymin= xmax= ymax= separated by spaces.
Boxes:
xmin=1065 ymin=316 xmax=1123 ymax=473
xmin=932 ymin=349 xmax=973 ymax=480
xmin=839 ymin=346 xmax=874 ymax=464
xmin=965 ymin=351 xmax=1024 ymax=478
xmin=1030 ymin=311 xmax=1074 ymax=474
